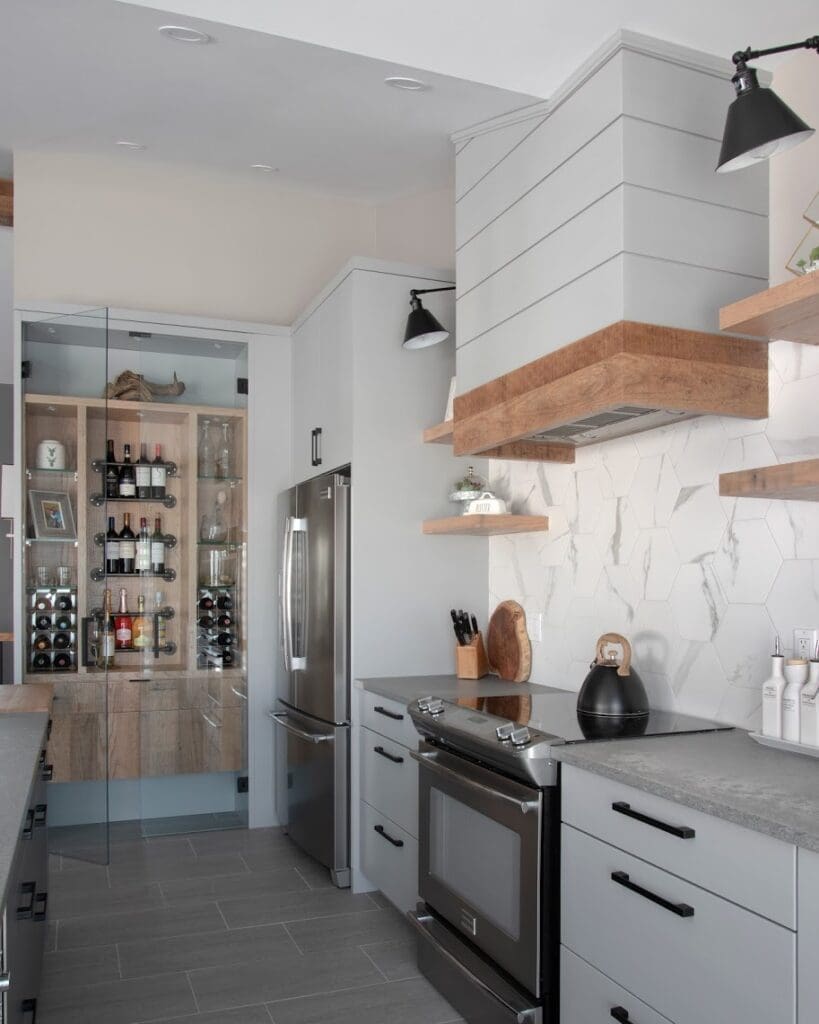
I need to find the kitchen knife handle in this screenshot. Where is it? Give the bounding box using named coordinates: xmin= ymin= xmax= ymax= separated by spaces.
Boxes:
xmin=611 ymin=870 xmax=694 ymax=918
xmin=612 ymin=801 xmax=695 ymax=839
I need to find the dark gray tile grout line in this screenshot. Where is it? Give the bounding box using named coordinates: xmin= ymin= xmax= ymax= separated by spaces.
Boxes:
xmin=279 ymin=921 xmax=304 ymax=955
xmin=359 ymin=944 xmax=390 ymax=982
xmin=114 ymin=942 xmax=123 ymax=980
xmin=185 ymin=971 xmax=200 ymax=1015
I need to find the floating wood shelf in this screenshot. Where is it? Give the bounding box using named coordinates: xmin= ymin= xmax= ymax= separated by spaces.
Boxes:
xmin=423 ymin=420 xmax=454 ymax=444
xmin=422 ymin=515 xmax=549 ymax=536
xmin=719 ymin=459 xmax=819 ymax=502
xmin=720 ymin=273 xmax=819 ymax=344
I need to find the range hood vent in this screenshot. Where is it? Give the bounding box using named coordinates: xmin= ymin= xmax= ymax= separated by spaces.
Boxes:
xmin=452 ymin=320 xmax=768 ymax=464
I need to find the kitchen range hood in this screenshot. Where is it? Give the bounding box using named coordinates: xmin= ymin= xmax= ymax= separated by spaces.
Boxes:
xmin=452 ymin=320 xmax=768 ymax=463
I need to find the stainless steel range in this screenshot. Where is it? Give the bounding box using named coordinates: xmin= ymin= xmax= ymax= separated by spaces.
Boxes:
xmin=407 ymin=688 xmax=732 ymax=1024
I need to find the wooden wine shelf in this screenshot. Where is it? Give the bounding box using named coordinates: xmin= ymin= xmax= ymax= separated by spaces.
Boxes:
xmin=423 ymin=420 xmax=455 ymax=444
xmin=422 ymin=514 xmax=549 ymax=536
xmin=720 ymin=272 xmax=819 ymax=344
xmin=719 ymin=459 xmax=819 ymax=502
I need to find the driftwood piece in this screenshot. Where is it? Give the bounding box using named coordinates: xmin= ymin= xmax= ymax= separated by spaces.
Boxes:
xmin=105 ymin=371 xmax=186 ymax=402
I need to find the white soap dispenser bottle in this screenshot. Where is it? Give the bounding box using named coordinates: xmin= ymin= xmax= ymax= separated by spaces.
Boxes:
xmin=782 ymin=659 xmax=809 ymax=742
xmin=801 ymin=644 xmax=819 ymax=746
xmin=761 ymin=637 xmax=786 ymax=739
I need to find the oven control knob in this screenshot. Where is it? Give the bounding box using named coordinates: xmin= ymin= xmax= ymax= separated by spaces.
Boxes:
xmin=510 ymin=727 xmax=531 ymax=747
xmin=495 ymin=723 xmax=515 ymax=742
xmin=427 ymin=699 xmax=445 ymax=716
xmin=417 ymin=697 xmax=434 ymax=712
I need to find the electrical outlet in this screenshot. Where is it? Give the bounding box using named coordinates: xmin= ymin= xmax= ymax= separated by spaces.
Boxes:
xmin=794 ymin=628 xmax=819 ymax=660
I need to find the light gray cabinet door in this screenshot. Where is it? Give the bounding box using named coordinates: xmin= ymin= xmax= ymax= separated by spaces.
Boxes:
xmin=561 ymin=946 xmax=674 ymax=1024
xmin=799 ymin=848 xmax=819 ymax=1024
xmin=291 ymin=310 xmax=321 ymax=484
xmin=316 ymin=276 xmax=353 ymax=472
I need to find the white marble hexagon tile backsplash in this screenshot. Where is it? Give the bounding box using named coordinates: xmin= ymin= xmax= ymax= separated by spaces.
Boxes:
xmin=487 ymin=339 xmax=819 ymax=730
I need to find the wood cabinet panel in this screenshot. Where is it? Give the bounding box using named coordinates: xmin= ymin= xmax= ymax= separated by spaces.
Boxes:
xmin=49 ymin=712 xmax=106 ymax=782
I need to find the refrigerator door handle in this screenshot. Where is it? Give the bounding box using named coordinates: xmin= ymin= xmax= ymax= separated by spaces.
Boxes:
xmin=269 ymin=711 xmax=334 ymax=744
xmin=283 ymin=516 xmax=307 ymax=672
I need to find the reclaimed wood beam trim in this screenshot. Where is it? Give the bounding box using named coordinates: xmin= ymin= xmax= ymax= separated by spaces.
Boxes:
xmin=719 ymin=459 xmax=819 ymax=501
xmin=0 ymin=180 xmax=12 ymax=227
xmin=719 ymin=273 xmax=819 ymax=345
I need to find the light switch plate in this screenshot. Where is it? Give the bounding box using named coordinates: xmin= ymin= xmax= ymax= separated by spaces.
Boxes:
xmin=528 ymin=611 xmax=543 ymax=643
xmin=794 ymin=628 xmax=819 ymax=661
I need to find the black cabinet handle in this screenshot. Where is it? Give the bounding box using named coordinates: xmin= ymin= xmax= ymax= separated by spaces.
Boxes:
xmin=310 ymin=428 xmax=317 ymax=466
xmin=41 ymin=764 xmax=53 ymax=782
xmin=34 ymin=803 xmax=48 ymax=828
xmin=34 ymin=891 xmax=48 ymax=923
xmin=611 ymin=1008 xmax=633 ymax=1023
xmin=314 ymin=426 xmax=322 ymax=466
xmin=374 ymin=745 xmax=404 ymax=764
xmin=17 ymin=881 xmax=36 ymax=920
xmin=22 ymin=997 xmax=37 ymax=1023
xmin=373 ymin=705 xmax=404 ymax=721
xmin=21 ymin=808 xmax=35 ymax=840
xmin=374 ymin=824 xmax=404 ymax=848
xmin=612 ymin=801 xmax=695 ymax=839
xmin=611 ymin=871 xmax=694 ymax=918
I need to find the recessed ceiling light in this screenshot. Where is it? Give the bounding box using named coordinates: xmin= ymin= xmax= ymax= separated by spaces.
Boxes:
xmin=116 ymin=140 xmax=146 ymax=150
xmin=250 ymin=164 xmax=278 ymax=172
xmin=384 ymin=76 xmax=429 ymax=91
xmin=158 ymin=25 xmax=213 ymax=44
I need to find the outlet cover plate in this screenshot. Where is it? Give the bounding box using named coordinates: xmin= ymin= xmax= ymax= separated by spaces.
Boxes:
xmin=794 ymin=628 xmax=819 ymax=661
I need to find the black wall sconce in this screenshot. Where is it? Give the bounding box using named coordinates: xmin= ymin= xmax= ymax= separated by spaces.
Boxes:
xmin=403 ymin=286 xmax=456 ymax=349
xmin=717 ymin=34 xmax=818 ymax=173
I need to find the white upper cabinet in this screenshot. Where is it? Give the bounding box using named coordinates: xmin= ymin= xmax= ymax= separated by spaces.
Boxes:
xmin=292 ymin=306 xmax=321 ymax=483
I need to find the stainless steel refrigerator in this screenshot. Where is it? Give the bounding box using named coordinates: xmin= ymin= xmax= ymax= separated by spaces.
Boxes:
xmin=273 ymin=469 xmax=351 ymax=887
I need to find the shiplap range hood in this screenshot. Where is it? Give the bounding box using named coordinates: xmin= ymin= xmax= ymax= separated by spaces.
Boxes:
xmin=450 ymin=31 xmax=771 ymax=463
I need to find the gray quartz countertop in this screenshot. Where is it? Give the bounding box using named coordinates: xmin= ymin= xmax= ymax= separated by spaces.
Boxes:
xmin=0 ymin=712 xmax=49 ymax=905
xmin=356 ymin=674 xmax=536 ymax=702
xmin=555 ymin=727 xmax=819 ymax=853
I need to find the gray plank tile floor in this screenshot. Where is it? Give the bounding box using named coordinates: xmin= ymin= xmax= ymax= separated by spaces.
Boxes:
xmin=40 ymin=827 xmax=463 ymax=1024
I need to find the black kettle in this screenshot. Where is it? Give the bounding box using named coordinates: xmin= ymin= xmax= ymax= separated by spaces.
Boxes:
xmin=577 ymin=633 xmax=649 ymax=717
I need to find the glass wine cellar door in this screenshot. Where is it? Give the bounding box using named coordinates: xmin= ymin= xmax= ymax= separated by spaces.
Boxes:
xmin=21 ymin=309 xmax=249 ymax=861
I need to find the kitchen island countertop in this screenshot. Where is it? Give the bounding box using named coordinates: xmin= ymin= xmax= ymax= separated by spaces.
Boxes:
xmin=554 ymin=727 xmax=819 ymax=853
xmin=356 ymin=673 xmax=537 ymax=702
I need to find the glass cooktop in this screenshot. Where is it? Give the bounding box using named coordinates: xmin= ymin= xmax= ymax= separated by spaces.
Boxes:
xmin=455 ymin=687 xmax=733 ymax=744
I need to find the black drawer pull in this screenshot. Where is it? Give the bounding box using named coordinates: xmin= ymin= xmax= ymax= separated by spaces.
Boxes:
xmin=374 ymin=745 xmax=404 ymax=764
xmin=612 ymin=801 xmax=695 ymax=839
xmin=17 ymin=881 xmax=36 ymax=920
xmin=41 ymin=764 xmax=53 ymax=782
xmin=34 ymin=891 xmax=48 ymax=922
xmin=373 ymin=705 xmax=403 ymax=721
xmin=33 ymin=803 xmax=48 ymax=827
xmin=374 ymin=824 xmax=404 ymax=848
xmin=611 ymin=1009 xmax=632 ymax=1023
xmin=21 ymin=808 xmax=35 ymax=840
xmin=22 ymin=997 xmax=37 ymax=1023
xmin=611 ymin=871 xmax=694 ymax=918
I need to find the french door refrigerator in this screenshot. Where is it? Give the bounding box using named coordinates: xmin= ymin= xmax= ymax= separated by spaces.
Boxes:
xmin=274 ymin=469 xmax=351 ymax=887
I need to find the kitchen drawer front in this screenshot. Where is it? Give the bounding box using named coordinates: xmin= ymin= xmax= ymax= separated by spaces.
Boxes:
xmin=798 ymin=848 xmax=819 ymax=1024
xmin=561 ymin=764 xmax=795 ymax=928
xmin=361 ymin=691 xmax=418 ymax=749
xmin=360 ymin=727 xmax=418 ymax=837
xmin=561 ymin=947 xmax=674 ymax=1024
xmin=360 ymin=800 xmax=418 ymax=913
xmin=562 ymin=825 xmax=796 ymax=1024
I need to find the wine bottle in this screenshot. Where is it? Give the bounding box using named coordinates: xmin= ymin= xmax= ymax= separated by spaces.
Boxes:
xmin=100 ymin=589 xmax=116 ymax=669
xmin=198 ymin=615 xmax=215 ymax=629
xmin=53 ymin=651 xmax=71 ymax=670
xmin=154 ymin=591 xmax=167 ymax=648
xmin=32 ymin=651 xmax=51 ymax=670
xmin=136 ymin=517 xmax=151 ymax=575
xmin=114 ymin=588 xmax=132 ymax=650
xmin=105 ymin=439 xmax=119 ymax=499
xmin=217 ymin=613 xmax=232 ymax=628
xmin=216 ymin=593 xmax=233 ymax=610
xmin=118 ymin=444 xmax=136 ymax=498
xmin=106 ymin=515 xmax=121 ymax=574
xmin=35 ymin=613 xmax=51 ymax=631
xmin=54 ymin=613 xmax=72 ymax=631
xmin=136 ymin=443 xmax=152 ymax=499
xmin=34 ymin=593 xmax=53 ymax=611
xmin=53 ymin=632 xmax=71 ymax=650
xmin=151 ymin=444 xmax=166 ymax=499
xmin=33 ymin=634 xmax=51 ymax=651
xmin=151 ymin=517 xmax=165 ymax=574
xmin=199 ymin=595 xmax=214 ymax=610
xmin=221 ymin=649 xmax=235 ymax=667
xmin=119 ymin=513 xmax=136 ymax=574
xmin=215 ymin=633 xmax=234 ymax=647
xmin=132 ymin=595 xmax=150 ymax=650
xmin=55 ymin=593 xmax=72 ymax=611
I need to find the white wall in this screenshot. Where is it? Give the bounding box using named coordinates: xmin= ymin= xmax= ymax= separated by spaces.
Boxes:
xmin=0 ymin=226 xmax=13 ymax=385
xmin=485 ymin=50 xmax=819 ymax=732
xmin=374 ymin=186 xmax=454 ymax=271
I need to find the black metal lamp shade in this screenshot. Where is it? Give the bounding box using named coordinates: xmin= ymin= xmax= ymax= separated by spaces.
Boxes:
xmin=403 ymin=290 xmax=452 ymax=349
xmin=717 ymin=65 xmax=815 ymax=173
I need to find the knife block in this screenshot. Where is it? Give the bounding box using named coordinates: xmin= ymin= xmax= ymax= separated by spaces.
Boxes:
xmin=456 ymin=633 xmax=490 ymax=680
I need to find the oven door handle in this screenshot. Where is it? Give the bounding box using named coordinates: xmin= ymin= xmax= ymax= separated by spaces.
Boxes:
xmin=410 ymin=750 xmax=541 ymax=815
xmin=407 ymin=910 xmax=540 ymax=1023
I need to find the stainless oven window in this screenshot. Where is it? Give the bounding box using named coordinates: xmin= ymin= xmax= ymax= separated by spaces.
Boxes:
xmin=429 ymin=787 xmax=522 ymax=939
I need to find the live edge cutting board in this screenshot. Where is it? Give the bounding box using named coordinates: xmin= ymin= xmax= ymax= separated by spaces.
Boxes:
xmin=486 ymin=601 xmax=532 ymax=683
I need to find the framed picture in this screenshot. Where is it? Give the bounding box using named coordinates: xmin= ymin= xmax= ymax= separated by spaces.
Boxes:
xmin=28 ymin=489 xmax=77 ymax=541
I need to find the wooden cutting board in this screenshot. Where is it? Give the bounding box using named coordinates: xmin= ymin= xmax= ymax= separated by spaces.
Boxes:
xmin=487 ymin=600 xmax=532 ymax=682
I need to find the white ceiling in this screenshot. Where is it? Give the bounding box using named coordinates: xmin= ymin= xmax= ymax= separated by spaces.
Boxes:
xmin=118 ymin=0 xmax=819 ymax=96
xmin=0 ymin=0 xmax=536 ymax=201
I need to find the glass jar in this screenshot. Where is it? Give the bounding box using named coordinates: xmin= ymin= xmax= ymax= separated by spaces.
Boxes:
xmin=198 ymin=418 xmax=215 ymax=478
xmin=198 ymin=548 xmax=237 ymax=587
xmin=216 ymin=421 xmax=232 ymax=479
xmin=199 ymin=489 xmax=229 ymax=543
